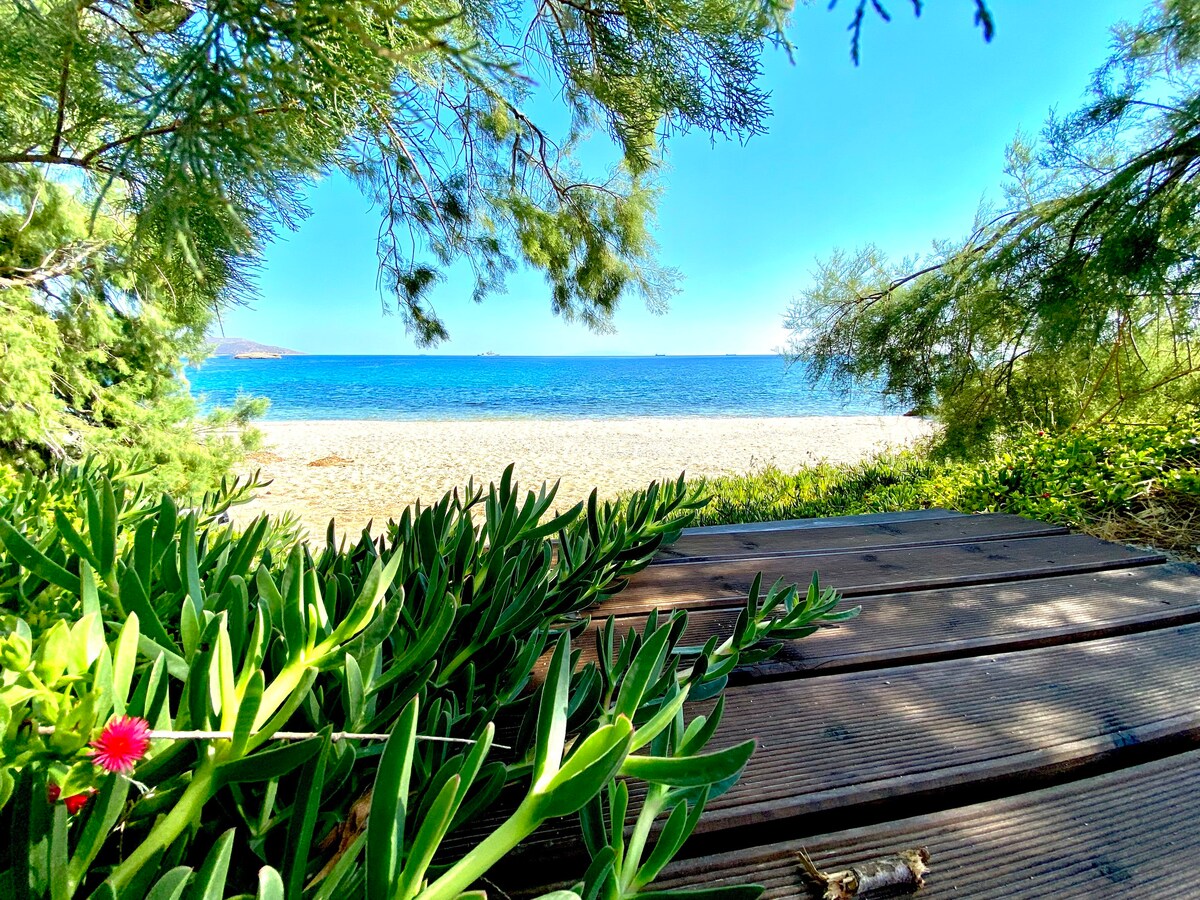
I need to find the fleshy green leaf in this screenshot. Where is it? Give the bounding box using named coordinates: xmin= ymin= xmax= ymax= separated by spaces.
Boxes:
xmin=217 ymin=737 xmax=322 ymax=784
xmin=193 ymin=829 xmax=236 ymax=900
xmin=615 ymin=623 xmax=672 ymax=720
xmin=66 ymin=775 xmax=131 ymax=893
xmin=620 ymin=739 xmax=755 ymax=788
xmin=367 ymin=697 xmax=419 ymax=900
xmin=0 ymin=519 xmax=77 ymax=592
xmin=532 ymin=634 xmax=571 ymax=789
xmin=538 ymin=717 xmax=633 ymax=819
xmin=144 ymin=867 xmax=193 ymax=900
xmin=283 ymin=732 xmax=331 ymax=899
xmin=256 ymin=866 xmax=286 ymax=900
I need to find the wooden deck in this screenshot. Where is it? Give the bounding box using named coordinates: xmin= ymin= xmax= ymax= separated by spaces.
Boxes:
xmin=505 ymin=511 xmax=1200 ymax=897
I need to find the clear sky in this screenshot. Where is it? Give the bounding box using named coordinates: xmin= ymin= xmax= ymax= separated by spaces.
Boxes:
xmin=217 ymin=0 xmax=1146 ymax=356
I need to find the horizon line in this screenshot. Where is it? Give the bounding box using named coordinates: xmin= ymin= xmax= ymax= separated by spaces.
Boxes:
xmin=206 ymin=352 xmax=785 ymax=358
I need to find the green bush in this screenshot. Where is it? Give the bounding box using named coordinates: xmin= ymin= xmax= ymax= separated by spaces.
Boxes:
xmin=689 ymin=453 xmax=948 ymax=528
xmin=950 ymin=417 xmax=1200 ymax=551
xmin=691 ymin=417 xmax=1200 ymax=557
xmin=0 ymin=461 xmax=856 ymax=899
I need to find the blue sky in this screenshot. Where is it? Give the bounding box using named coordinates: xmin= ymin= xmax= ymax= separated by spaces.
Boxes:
xmin=218 ymin=0 xmax=1145 ymax=356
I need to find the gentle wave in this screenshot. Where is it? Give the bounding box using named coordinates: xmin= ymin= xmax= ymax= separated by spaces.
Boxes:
xmin=188 ymin=355 xmax=892 ymax=421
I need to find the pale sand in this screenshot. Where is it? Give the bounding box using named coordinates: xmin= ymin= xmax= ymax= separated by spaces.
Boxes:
xmin=232 ymin=416 xmax=934 ymax=537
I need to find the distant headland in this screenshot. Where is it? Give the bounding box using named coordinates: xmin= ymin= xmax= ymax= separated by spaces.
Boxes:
xmin=209 ymin=337 xmax=304 ymax=358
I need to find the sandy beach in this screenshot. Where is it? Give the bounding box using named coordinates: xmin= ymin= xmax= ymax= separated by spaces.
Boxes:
xmin=231 ymin=416 xmax=933 ymax=537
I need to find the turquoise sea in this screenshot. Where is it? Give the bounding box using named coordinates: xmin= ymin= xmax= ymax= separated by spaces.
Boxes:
xmin=188 ymin=355 xmax=890 ymax=421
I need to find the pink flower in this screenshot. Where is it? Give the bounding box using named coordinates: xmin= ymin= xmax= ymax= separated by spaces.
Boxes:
xmin=90 ymin=715 xmax=151 ymax=773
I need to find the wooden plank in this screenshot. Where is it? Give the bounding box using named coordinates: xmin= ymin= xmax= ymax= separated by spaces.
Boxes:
xmin=651 ymin=748 xmax=1200 ymax=898
xmin=656 ymin=513 xmax=1065 ymax=564
xmin=582 ymin=563 xmax=1200 ymax=680
xmin=468 ymin=623 xmax=1200 ymax=870
xmin=604 ymin=533 xmax=1164 ymax=616
xmin=679 ymin=508 xmax=965 ymax=535
xmin=677 ymin=623 xmax=1200 ymax=838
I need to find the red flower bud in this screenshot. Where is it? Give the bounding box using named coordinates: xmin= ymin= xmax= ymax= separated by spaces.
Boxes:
xmin=48 ymin=783 xmax=96 ymax=814
xmin=64 ymin=790 xmax=95 ymax=814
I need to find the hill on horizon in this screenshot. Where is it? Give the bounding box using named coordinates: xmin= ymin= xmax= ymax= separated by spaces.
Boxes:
xmin=209 ymin=337 xmax=304 ymax=356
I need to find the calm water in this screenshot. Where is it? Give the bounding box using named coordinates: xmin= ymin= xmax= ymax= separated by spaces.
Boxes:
xmin=188 ymin=355 xmax=889 ymax=421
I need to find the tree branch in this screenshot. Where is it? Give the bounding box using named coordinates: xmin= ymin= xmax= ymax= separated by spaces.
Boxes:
xmin=50 ymin=33 xmax=74 ymax=157
xmin=375 ymin=107 xmax=451 ymax=237
xmin=80 ymin=105 xmax=295 ymax=165
xmin=0 ymin=107 xmax=296 ymax=170
xmin=0 ymin=242 xmax=103 ymax=289
xmin=0 ymin=152 xmax=92 ymax=168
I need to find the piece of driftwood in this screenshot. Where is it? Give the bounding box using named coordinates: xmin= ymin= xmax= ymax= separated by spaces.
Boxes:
xmin=797 ymin=847 xmax=929 ymax=899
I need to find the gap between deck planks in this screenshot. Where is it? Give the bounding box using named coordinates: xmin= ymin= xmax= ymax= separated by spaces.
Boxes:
xmin=604 ymin=533 xmax=1165 ymax=615
xmin=654 ymin=512 xmax=1066 ymax=565
xmin=580 ymin=562 xmax=1200 ymax=681
xmin=650 ymin=747 xmax=1200 ymax=899
xmin=677 ymin=508 xmax=965 ymax=535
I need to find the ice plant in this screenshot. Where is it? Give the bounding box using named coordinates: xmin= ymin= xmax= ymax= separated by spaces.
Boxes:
xmin=90 ymin=715 xmax=151 ymax=774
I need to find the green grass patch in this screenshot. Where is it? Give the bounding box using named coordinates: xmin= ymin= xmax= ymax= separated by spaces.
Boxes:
xmin=690 ymin=417 xmax=1200 ymax=559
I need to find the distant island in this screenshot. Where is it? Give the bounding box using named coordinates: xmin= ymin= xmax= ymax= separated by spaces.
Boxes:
xmin=209 ymin=337 xmax=304 ymax=357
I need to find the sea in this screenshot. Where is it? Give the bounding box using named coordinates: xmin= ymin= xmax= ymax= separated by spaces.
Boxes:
xmin=188 ymin=355 xmax=892 ymax=421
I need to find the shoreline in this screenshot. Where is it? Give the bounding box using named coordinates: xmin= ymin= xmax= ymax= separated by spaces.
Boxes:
xmin=232 ymin=415 xmax=935 ymax=537
xmin=243 ymin=411 xmax=905 ymax=423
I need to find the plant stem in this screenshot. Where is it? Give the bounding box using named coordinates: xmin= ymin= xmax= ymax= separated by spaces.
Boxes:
xmin=620 ymin=787 xmax=663 ymax=895
xmin=418 ymin=797 xmax=541 ymax=900
xmin=102 ymin=756 xmax=218 ymax=893
xmin=436 ymin=643 xmax=478 ymax=684
xmin=254 ymin=659 xmax=310 ymax=731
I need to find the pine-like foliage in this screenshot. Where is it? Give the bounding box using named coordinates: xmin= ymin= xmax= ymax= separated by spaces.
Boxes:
xmin=0 ymin=0 xmax=991 ymax=482
xmin=790 ymin=0 xmax=1200 ymax=454
xmin=0 ymin=0 xmax=794 ymax=480
xmin=1 ymin=1 xmax=796 ymax=333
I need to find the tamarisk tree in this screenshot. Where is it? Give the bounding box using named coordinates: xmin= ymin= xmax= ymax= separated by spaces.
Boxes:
xmin=0 ymin=0 xmax=992 ymax=481
xmin=790 ymin=0 xmax=1200 ymax=454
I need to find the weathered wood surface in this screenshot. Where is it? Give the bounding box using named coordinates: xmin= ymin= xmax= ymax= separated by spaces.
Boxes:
xmin=656 ymin=513 xmax=1065 ymax=564
xmin=604 ymin=533 xmax=1164 ymax=615
xmin=487 ymin=513 xmax=1197 ymax=898
xmin=652 ymin=748 xmax=1200 ymax=898
xmin=684 ymin=622 xmax=1200 ymax=837
xmin=580 ymin=563 xmax=1200 ymax=679
xmin=488 ymin=623 xmax=1200 ymax=869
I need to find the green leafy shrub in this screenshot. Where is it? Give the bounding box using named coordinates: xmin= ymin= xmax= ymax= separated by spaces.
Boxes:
xmin=688 ymin=453 xmax=947 ymax=528
xmin=0 ymin=461 xmax=857 ymax=899
xmin=949 ymin=417 xmax=1200 ymax=552
xmin=690 ymin=416 xmax=1200 ymax=558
